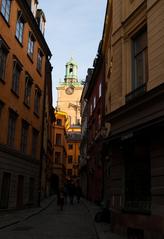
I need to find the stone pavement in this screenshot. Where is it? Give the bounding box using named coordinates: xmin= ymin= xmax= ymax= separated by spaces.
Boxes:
xmin=0 ymin=195 xmax=124 ymax=239
xmin=0 ymin=195 xmax=56 ymax=230
xmin=82 ymin=199 xmax=123 ymax=239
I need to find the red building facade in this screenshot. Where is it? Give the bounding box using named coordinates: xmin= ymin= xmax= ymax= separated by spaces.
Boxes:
xmin=85 ymin=44 xmax=105 ymax=203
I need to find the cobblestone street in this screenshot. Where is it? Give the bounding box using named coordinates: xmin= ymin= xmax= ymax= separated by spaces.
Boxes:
xmin=0 ymin=199 xmax=98 ymax=239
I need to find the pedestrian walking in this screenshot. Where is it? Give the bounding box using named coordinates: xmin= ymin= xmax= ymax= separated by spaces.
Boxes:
xmin=58 ymin=190 xmax=64 ymax=211
xmin=63 ymin=183 xmax=68 ymax=204
xmin=68 ymin=182 xmax=75 ymax=205
xmin=75 ymin=182 xmax=82 ymax=203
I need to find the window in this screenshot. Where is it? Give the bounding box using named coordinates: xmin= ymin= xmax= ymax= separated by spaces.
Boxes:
xmin=67 ymin=169 xmax=72 ymax=177
xmin=55 ymin=152 xmax=61 ymax=164
xmin=0 ymin=172 xmax=11 ymax=209
xmin=56 ymin=134 xmax=61 ymax=145
xmin=32 ymin=128 xmax=38 ymax=158
xmin=99 ymin=82 xmax=102 ymax=98
xmin=11 ymin=59 xmax=22 ymax=95
xmin=37 ymin=49 xmax=43 ymax=73
xmin=132 ymin=28 xmax=147 ymax=90
xmin=93 ymin=96 xmax=96 ymax=109
xmin=76 ymin=119 xmax=80 ymax=125
xmin=28 ymin=177 xmax=35 ymax=203
xmin=0 ymin=100 xmax=4 ymax=118
xmin=7 ymin=109 xmax=18 ymax=147
xmin=1 ymin=0 xmax=11 ymax=22
xmin=24 ymin=75 xmax=33 ymax=107
xmin=0 ymin=39 xmax=9 ymax=82
xmin=36 ymin=13 xmax=45 ymax=35
xmin=69 ymin=67 xmax=73 ymax=73
xmin=56 ymin=119 xmax=62 ymax=126
xmin=34 ymin=86 xmax=41 ymax=115
xmin=27 ymin=32 xmax=35 ymax=59
xmin=31 ymin=0 xmax=38 ymax=17
xmin=16 ymin=175 xmax=24 ymax=208
xmin=68 ymin=155 xmax=73 ymax=164
xmin=123 ymin=139 xmax=151 ymax=213
xmin=68 ymin=144 xmax=73 ymax=150
xmin=20 ymin=120 xmax=29 ymax=154
xmin=16 ymin=12 xmax=25 ymax=44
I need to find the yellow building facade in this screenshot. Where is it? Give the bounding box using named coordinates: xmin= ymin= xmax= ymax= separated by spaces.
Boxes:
xmin=52 ymin=111 xmax=67 ymax=191
xmin=65 ymin=126 xmax=81 ymax=182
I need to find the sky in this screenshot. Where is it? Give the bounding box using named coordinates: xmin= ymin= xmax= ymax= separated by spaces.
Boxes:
xmin=38 ymin=0 xmax=107 ymax=106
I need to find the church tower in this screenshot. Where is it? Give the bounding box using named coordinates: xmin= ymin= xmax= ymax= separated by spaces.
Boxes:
xmin=56 ymin=58 xmax=83 ymax=126
xmin=65 ymin=57 xmax=78 ymax=83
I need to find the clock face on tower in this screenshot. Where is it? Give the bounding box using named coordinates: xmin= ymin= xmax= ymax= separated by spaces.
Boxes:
xmin=65 ymin=86 xmax=74 ymax=95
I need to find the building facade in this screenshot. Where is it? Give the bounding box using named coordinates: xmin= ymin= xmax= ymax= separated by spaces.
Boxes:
xmin=53 ymin=59 xmax=82 ymax=188
xmin=41 ymin=61 xmax=55 ymax=199
xmin=0 ymin=0 xmax=52 ymax=209
xmin=83 ymin=44 xmax=106 ymax=203
xmin=56 ymin=58 xmax=83 ymax=126
xmin=66 ymin=126 xmax=81 ymax=183
xmin=102 ymin=0 xmax=164 ymax=238
xmin=79 ymin=68 xmax=93 ymax=197
xmin=52 ymin=111 xmax=67 ymax=191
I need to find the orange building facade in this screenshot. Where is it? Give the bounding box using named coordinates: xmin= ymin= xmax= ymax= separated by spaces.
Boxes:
xmin=66 ymin=126 xmax=81 ymax=183
xmin=0 ymin=0 xmax=52 ymax=209
xmin=53 ymin=111 xmax=81 ymax=191
xmin=52 ymin=111 xmax=67 ymax=191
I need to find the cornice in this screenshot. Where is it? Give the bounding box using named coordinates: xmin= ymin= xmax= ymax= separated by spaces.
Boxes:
xmin=106 ymin=83 xmax=164 ymax=123
xmin=17 ymin=0 xmax=51 ymax=57
xmin=0 ymin=144 xmax=40 ymax=165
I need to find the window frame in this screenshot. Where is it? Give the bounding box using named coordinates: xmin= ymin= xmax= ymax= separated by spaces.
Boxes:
xmin=0 ymin=38 xmax=9 ymax=82
xmin=56 ymin=118 xmax=62 ymax=126
xmin=68 ymin=155 xmax=73 ymax=164
xmin=56 ymin=133 xmax=61 ymax=145
xmin=24 ymin=74 xmax=33 ymax=107
xmin=34 ymin=86 xmax=41 ymax=115
xmin=28 ymin=177 xmax=35 ymax=203
xmin=93 ymin=96 xmax=96 ymax=109
xmin=1 ymin=0 xmax=11 ymax=23
xmin=0 ymin=100 xmax=4 ymax=119
xmin=27 ymin=32 xmax=35 ymax=59
xmin=32 ymin=128 xmax=38 ymax=158
xmin=68 ymin=144 xmax=73 ymax=150
xmin=99 ymin=82 xmax=102 ymax=98
xmin=20 ymin=120 xmax=29 ymax=154
xmin=55 ymin=151 xmax=61 ymax=165
xmin=11 ymin=58 xmax=22 ymax=96
xmin=7 ymin=109 xmax=18 ymax=147
xmin=15 ymin=11 xmax=25 ymax=44
xmin=37 ymin=49 xmax=43 ymax=73
xmin=132 ymin=27 xmax=148 ymax=90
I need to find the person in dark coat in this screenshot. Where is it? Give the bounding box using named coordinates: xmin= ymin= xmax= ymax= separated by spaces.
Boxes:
xmin=75 ymin=183 xmax=82 ymax=203
xmin=58 ymin=190 xmax=64 ymax=211
xmin=68 ymin=182 xmax=75 ymax=205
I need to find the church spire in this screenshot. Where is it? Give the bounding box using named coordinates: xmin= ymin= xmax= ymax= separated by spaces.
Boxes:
xmin=64 ymin=57 xmax=78 ymax=83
